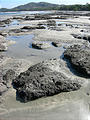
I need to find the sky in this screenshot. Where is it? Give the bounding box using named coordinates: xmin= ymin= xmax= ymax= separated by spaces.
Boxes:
xmin=0 ymin=0 xmax=90 ymax=8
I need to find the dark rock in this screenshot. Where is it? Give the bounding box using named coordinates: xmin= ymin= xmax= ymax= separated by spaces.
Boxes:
xmin=80 ymin=29 xmax=88 ymax=33
xmin=22 ymin=25 xmax=45 ymax=30
xmin=47 ymin=20 xmax=56 ymax=26
xmin=0 ymin=69 xmax=15 ymax=95
xmin=0 ymin=32 xmax=8 ymax=37
xmin=87 ymin=93 xmax=90 ymax=96
xmin=0 ymin=71 xmax=7 ymax=95
xmin=51 ymin=15 xmax=68 ymax=19
xmin=0 ymin=83 xmax=7 ymax=95
xmin=13 ymin=16 xmax=24 ymax=20
xmin=52 ymin=41 xmax=62 ymax=47
xmin=32 ymin=41 xmax=51 ymax=49
xmin=37 ymin=23 xmax=43 ymax=26
xmin=71 ymin=33 xmax=90 ymax=41
xmin=3 ymin=19 xmax=12 ymax=24
xmin=35 ymin=14 xmax=51 ymax=20
xmin=0 ymin=35 xmax=7 ymax=51
xmin=22 ymin=26 xmax=35 ymax=30
xmin=59 ymin=15 xmax=68 ymax=19
xmin=0 ymin=25 xmax=6 ymax=27
xmin=10 ymin=29 xmax=29 ymax=33
xmin=0 ymin=43 xmax=7 ymax=51
xmin=0 ymin=19 xmax=12 ymax=26
xmin=13 ymin=59 xmax=82 ymax=102
xmin=64 ymin=44 xmax=90 ymax=76
xmin=63 ymin=45 xmax=69 ymax=49
xmin=58 ymin=24 xmax=62 ymax=26
xmin=36 ymin=25 xmax=46 ymax=29
xmin=49 ymin=27 xmax=63 ymax=31
xmin=25 ymin=16 xmax=35 ymax=20
xmin=10 ymin=29 xmax=22 ymax=33
xmin=24 ymin=14 xmax=52 ymax=21
xmin=3 ymin=69 xmax=15 ymax=87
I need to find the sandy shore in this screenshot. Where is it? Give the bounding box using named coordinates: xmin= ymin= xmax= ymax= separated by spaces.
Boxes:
xmin=0 ymin=11 xmax=90 ymax=120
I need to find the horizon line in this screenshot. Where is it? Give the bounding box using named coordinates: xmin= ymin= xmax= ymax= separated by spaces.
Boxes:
xmin=0 ymin=1 xmax=90 ymax=9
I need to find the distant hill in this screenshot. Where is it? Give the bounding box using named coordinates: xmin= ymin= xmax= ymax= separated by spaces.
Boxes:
xmin=0 ymin=2 xmax=60 ymax=12
xmin=0 ymin=8 xmax=10 ymax=12
xmin=12 ymin=2 xmax=59 ymax=11
xmin=0 ymin=2 xmax=90 ymax=12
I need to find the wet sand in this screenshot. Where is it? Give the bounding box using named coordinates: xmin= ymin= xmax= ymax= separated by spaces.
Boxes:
xmin=0 ymin=11 xmax=90 ymax=120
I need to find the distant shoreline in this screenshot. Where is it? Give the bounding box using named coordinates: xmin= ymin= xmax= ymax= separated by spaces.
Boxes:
xmin=0 ymin=2 xmax=90 ymax=12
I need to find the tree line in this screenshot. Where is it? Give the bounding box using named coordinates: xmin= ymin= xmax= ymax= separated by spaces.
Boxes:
xmin=59 ymin=3 xmax=90 ymax=11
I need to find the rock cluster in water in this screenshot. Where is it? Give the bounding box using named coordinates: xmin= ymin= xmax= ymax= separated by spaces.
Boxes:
xmin=32 ymin=41 xmax=51 ymax=49
xmin=13 ymin=59 xmax=82 ymax=102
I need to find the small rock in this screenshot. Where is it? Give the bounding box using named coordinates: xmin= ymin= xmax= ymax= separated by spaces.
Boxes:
xmin=47 ymin=20 xmax=56 ymax=26
xmin=0 ymin=43 xmax=7 ymax=51
xmin=87 ymin=93 xmax=90 ymax=96
xmin=0 ymin=32 xmax=8 ymax=37
xmin=52 ymin=41 xmax=62 ymax=47
xmin=32 ymin=41 xmax=51 ymax=49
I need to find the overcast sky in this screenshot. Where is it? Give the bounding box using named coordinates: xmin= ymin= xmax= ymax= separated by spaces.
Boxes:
xmin=0 ymin=0 xmax=90 ymax=8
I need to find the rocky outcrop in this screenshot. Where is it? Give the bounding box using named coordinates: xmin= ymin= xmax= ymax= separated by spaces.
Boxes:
xmin=0 ymin=35 xmax=7 ymax=51
xmin=47 ymin=20 xmax=56 ymax=26
xmin=0 ymin=19 xmax=12 ymax=26
xmin=72 ymin=33 xmax=90 ymax=42
xmin=13 ymin=59 xmax=82 ymax=102
xmin=0 ymin=71 xmax=7 ymax=95
xmin=3 ymin=69 xmax=15 ymax=88
xmin=52 ymin=41 xmax=62 ymax=47
xmin=24 ymin=14 xmax=51 ymax=21
xmin=64 ymin=44 xmax=90 ymax=76
xmin=9 ymin=29 xmax=29 ymax=33
xmin=32 ymin=41 xmax=51 ymax=49
xmin=13 ymin=16 xmax=24 ymax=20
xmin=0 ymin=43 xmax=7 ymax=51
xmin=22 ymin=25 xmax=45 ymax=30
xmin=0 ymin=32 xmax=8 ymax=37
xmin=35 ymin=14 xmax=51 ymax=20
xmin=24 ymin=16 xmax=35 ymax=20
xmin=49 ymin=27 xmax=63 ymax=31
xmin=0 ymin=69 xmax=15 ymax=95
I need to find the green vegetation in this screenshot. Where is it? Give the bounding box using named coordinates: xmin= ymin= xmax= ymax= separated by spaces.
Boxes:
xmin=0 ymin=2 xmax=90 ymax=12
xmin=60 ymin=3 xmax=90 ymax=11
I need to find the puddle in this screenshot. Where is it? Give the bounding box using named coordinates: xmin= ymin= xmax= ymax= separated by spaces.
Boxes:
xmin=9 ymin=20 xmax=19 ymax=26
xmin=0 ymin=20 xmax=20 ymax=31
xmin=4 ymin=34 xmax=65 ymax=63
xmin=56 ymin=21 xmax=66 ymax=25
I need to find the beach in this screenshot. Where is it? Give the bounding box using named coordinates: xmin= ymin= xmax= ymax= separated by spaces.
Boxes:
xmin=0 ymin=11 xmax=90 ymax=120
